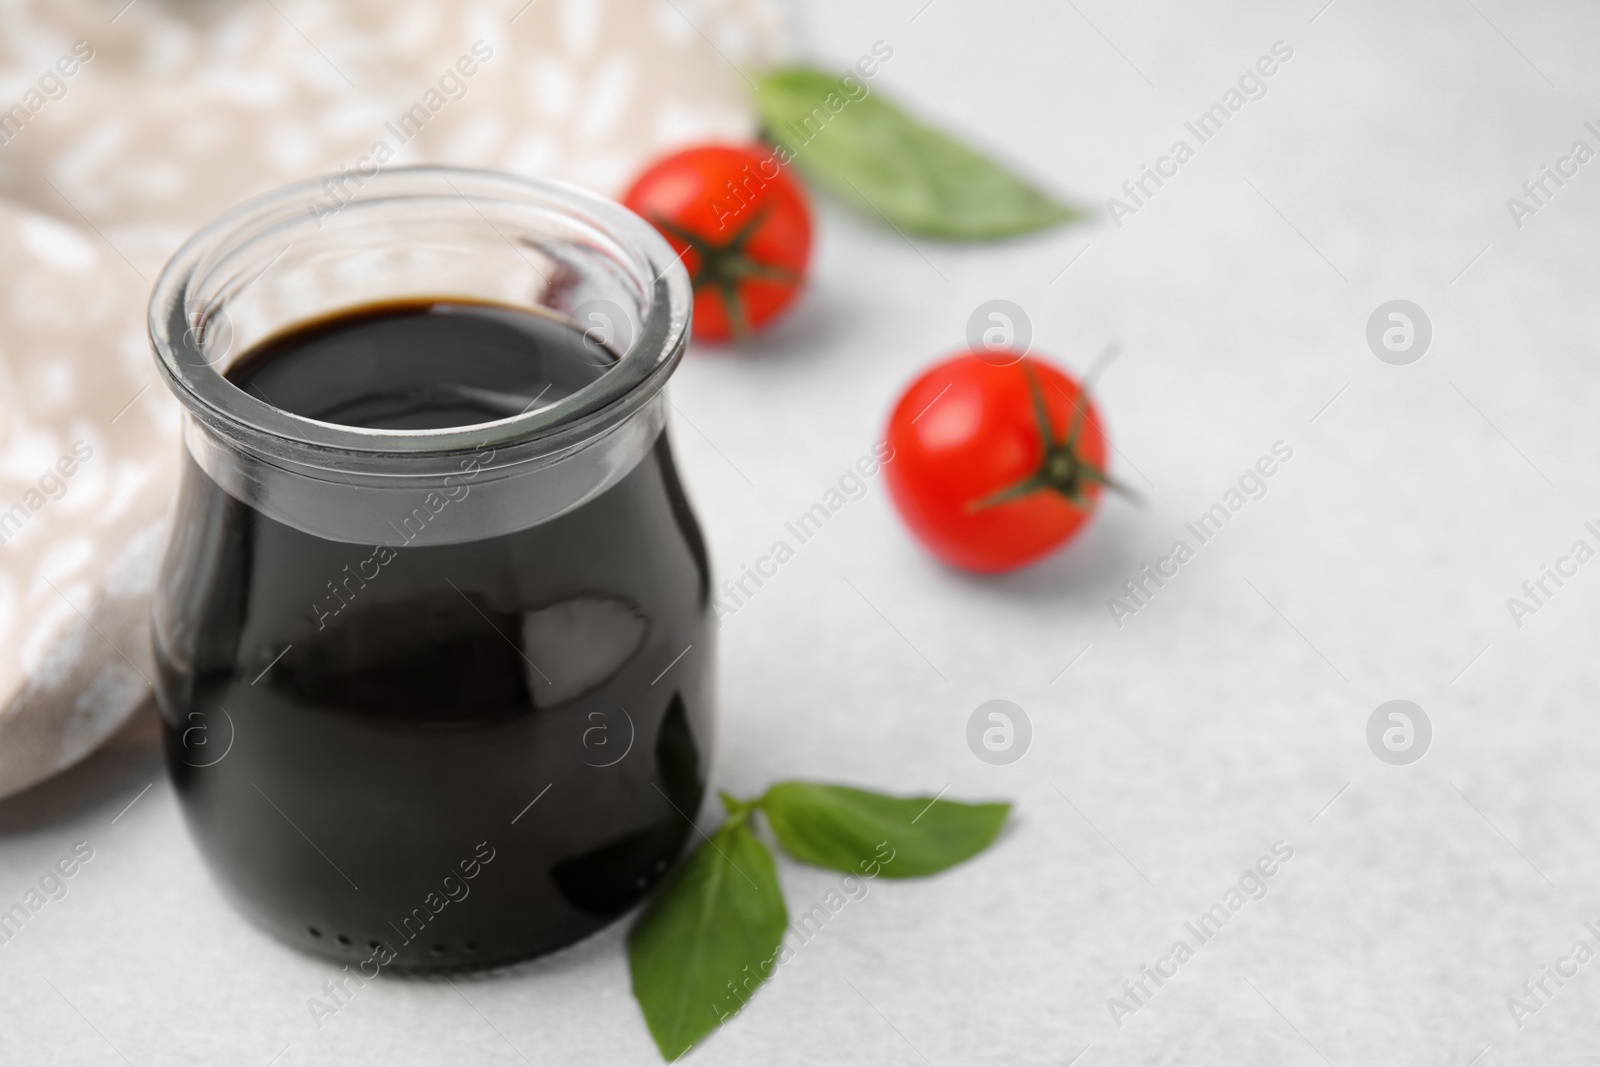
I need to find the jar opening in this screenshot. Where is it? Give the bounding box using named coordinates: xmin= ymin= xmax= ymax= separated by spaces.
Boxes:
xmin=149 ymin=166 xmax=691 ymax=465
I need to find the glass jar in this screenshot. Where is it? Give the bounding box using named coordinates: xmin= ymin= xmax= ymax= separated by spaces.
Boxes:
xmin=147 ymin=167 xmax=713 ymax=972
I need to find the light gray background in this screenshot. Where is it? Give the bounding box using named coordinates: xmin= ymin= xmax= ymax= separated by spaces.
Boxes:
xmin=4 ymin=0 xmax=1599 ymax=1063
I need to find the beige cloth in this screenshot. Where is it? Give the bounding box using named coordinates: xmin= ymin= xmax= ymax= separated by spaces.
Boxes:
xmin=0 ymin=0 xmax=778 ymax=799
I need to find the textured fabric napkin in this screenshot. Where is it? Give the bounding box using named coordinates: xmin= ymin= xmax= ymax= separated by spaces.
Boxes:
xmin=0 ymin=0 xmax=778 ymax=800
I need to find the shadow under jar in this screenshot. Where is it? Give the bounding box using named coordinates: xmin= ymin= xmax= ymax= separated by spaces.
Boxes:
xmin=147 ymin=167 xmax=713 ymax=972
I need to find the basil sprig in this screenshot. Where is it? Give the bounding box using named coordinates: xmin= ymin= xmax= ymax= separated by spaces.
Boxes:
xmin=628 ymin=781 xmax=1010 ymax=1059
xmin=755 ymin=66 xmax=1084 ymax=240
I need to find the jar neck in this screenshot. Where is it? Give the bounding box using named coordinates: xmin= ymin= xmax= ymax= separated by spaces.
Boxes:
xmin=184 ymin=392 xmax=668 ymax=546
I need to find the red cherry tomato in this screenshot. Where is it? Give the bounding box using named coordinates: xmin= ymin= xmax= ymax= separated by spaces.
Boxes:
xmin=885 ymin=352 xmax=1114 ymax=573
xmin=621 ymin=144 xmax=812 ymax=342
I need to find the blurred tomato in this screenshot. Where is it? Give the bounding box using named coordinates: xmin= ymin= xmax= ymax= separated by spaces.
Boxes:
xmin=621 ymin=144 xmax=811 ymax=341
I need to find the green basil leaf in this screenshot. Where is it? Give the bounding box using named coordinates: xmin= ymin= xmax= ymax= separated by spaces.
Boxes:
xmin=760 ymin=781 xmax=1010 ymax=878
xmin=755 ymin=66 xmax=1085 ymax=240
xmin=627 ymin=819 xmax=788 ymax=1060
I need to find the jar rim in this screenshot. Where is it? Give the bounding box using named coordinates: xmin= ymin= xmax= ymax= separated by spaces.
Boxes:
xmin=147 ymin=165 xmax=692 ymax=462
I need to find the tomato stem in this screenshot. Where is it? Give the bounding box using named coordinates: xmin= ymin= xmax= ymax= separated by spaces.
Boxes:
xmin=650 ymin=207 xmax=797 ymax=341
xmin=966 ymin=360 xmax=1137 ymax=514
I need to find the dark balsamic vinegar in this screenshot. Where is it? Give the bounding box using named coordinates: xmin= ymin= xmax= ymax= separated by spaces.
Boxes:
xmin=153 ymin=301 xmax=713 ymax=971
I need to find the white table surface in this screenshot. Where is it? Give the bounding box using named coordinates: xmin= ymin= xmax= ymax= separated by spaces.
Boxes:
xmin=5 ymin=0 xmax=1600 ymax=1063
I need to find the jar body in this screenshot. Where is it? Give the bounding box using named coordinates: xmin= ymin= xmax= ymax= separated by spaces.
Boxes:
xmin=152 ymin=417 xmax=713 ymax=971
